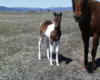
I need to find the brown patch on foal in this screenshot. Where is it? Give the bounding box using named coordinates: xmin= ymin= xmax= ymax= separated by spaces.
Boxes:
xmin=39 ymin=21 xmax=52 ymax=35
xmin=50 ymin=29 xmax=61 ymax=44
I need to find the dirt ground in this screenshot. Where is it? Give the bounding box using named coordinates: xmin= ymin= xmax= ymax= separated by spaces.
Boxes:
xmin=0 ymin=11 xmax=100 ymax=80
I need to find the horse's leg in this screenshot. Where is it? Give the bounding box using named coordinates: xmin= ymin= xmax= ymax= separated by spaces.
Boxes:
xmin=46 ymin=38 xmax=50 ymax=60
xmin=55 ymin=40 xmax=60 ymax=66
xmin=49 ymin=39 xmax=53 ymax=66
xmin=38 ymin=36 xmax=43 ymax=60
xmin=91 ymin=33 xmax=99 ymax=70
xmin=82 ymin=34 xmax=90 ymax=69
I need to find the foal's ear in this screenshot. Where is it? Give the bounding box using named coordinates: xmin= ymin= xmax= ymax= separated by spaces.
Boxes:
xmin=60 ymin=12 xmax=62 ymax=16
xmin=54 ymin=12 xmax=56 ymax=16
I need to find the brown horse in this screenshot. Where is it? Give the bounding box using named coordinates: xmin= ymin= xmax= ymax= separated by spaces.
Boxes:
xmin=72 ymin=0 xmax=100 ymax=72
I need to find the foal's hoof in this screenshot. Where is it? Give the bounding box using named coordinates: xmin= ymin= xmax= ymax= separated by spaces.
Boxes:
xmin=47 ymin=57 xmax=50 ymax=60
xmin=57 ymin=64 xmax=59 ymax=66
xmin=38 ymin=58 xmax=41 ymax=60
xmin=38 ymin=57 xmax=41 ymax=60
xmin=50 ymin=64 xmax=53 ymax=66
xmin=50 ymin=62 xmax=53 ymax=66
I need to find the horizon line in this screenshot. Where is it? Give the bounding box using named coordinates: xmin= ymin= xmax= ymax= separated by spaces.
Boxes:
xmin=0 ymin=6 xmax=72 ymax=8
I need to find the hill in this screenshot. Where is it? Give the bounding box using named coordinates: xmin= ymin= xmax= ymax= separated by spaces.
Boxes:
xmin=0 ymin=6 xmax=72 ymax=12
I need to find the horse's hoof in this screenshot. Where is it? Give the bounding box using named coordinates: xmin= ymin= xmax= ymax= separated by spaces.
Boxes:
xmin=93 ymin=66 xmax=97 ymax=71
xmin=84 ymin=65 xmax=88 ymax=69
xmin=81 ymin=66 xmax=87 ymax=71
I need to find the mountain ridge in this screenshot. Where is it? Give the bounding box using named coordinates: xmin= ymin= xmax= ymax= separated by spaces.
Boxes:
xmin=0 ymin=6 xmax=72 ymax=12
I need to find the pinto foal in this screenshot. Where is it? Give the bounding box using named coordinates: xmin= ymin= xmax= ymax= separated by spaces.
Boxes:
xmin=38 ymin=12 xmax=62 ymax=66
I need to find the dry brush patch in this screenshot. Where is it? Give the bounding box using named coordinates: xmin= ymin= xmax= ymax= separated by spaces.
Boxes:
xmin=0 ymin=12 xmax=100 ymax=80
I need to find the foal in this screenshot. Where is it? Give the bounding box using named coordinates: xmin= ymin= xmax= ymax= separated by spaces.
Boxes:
xmin=38 ymin=12 xmax=62 ymax=66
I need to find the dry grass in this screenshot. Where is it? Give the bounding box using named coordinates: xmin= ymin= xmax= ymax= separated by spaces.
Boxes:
xmin=0 ymin=11 xmax=100 ymax=80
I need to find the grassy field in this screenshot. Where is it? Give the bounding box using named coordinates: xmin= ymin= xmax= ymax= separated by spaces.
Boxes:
xmin=0 ymin=11 xmax=100 ymax=80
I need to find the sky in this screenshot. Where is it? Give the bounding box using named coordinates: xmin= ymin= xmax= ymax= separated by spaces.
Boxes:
xmin=0 ymin=0 xmax=72 ymax=8
xmin=0 ymin=0 xmax=100 ymax=8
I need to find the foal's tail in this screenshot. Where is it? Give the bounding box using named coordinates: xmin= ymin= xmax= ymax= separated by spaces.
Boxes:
xmin=39 ymin=21 xmax=47 ymax=35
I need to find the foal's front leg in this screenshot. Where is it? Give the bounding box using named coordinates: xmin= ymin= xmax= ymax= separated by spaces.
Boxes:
xmin=46 ymin=38 xmax=50 ymax=60
xmin=55 ymin=40 xmax=60 ymax=66
xmin=49 ymin=40 xmax=53 ymax=66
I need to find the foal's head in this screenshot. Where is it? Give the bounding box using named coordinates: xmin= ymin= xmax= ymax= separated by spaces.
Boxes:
xmin=53 ymin=12 xmax=62 ymax=28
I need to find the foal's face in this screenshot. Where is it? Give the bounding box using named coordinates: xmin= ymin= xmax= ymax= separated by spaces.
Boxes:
xmin=72 ymin=0 xmax=83 ymax=22
xmin=54 ymin=12 xmax=62 ymax=25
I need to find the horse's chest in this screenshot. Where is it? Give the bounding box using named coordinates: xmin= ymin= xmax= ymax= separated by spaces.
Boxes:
xmin=50 ymin=30 xmax=61 ymax=41
xmin=45 ymin=24 xmax=55 ymax=38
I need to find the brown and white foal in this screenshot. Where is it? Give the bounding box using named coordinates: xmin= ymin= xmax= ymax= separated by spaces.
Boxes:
xmin=38 ymin=12 xmax=62 ymax=66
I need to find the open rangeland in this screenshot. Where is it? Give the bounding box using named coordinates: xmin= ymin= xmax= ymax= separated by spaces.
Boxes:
xmin=0 ymin=11 xmax=100 ymax=80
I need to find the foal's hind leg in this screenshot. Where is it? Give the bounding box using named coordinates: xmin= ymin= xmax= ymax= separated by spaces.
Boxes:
xmin=91 ymin=33 xmax=99 ymax=70
xmin=49 ymin=40 xmax=53 ymax=66
xmin=46 ymin=38 xmax=50 ymax=60
xmin=38 ymin=36 xmax=42 ymax=60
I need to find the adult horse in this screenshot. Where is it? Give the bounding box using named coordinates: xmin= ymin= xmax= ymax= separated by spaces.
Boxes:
xmin=72 ymin=0 xmax=100 ymax=72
